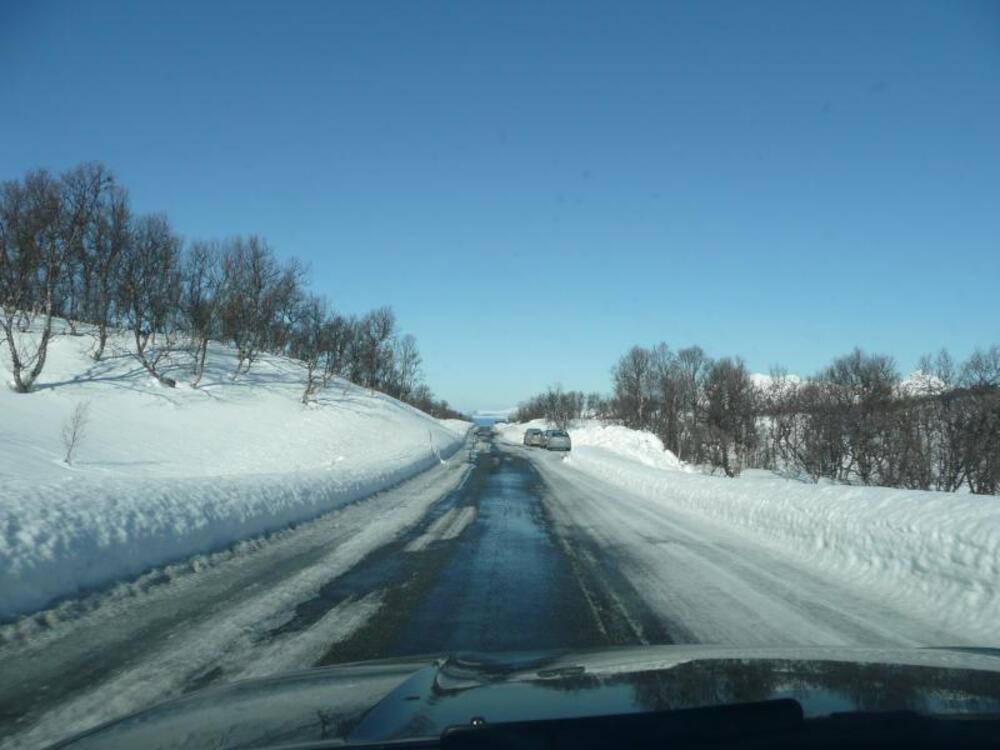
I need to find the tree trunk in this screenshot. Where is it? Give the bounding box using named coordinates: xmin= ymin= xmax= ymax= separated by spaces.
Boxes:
xmin=191 ymin=337 xmax=209 ymax=387
xmin=92 ymin=323 xmax=109 ymax=361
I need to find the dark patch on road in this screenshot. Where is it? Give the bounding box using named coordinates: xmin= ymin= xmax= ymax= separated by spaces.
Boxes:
xmin=319 ymin=441 xmax=615 ymax=665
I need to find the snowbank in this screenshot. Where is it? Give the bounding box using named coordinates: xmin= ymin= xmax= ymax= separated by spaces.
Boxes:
xmin=561 ymin=432 xmax=1000 ymax=644
xmin=0 ymin=328 xmax=469 ymax=620
xmin=495 ymin=420 xmax=684 ymax=472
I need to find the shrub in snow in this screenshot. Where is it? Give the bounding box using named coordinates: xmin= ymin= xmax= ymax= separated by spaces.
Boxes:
xmin=62 ymin=401 xmax=92 ymax=465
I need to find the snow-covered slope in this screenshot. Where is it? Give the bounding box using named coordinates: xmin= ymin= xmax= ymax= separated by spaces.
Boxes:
xmin=0 ymin=328 xmax=469 ymax=620
xmin=501 ymin=420 xmax=1000 ymax=643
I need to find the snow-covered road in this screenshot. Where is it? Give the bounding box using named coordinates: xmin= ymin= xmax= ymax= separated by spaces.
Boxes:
xmin=527 ymin=445 xmax=973 ymax=648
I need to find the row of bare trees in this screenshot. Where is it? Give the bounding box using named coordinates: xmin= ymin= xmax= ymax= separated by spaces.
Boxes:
xmin=518 ymin=343 xmax=1000 ymax=494
xmin=0 ymin=163 xmax=462 ymax=418
xmin=608 ymin=344 xmax=760 ymax=476
xmin=617 ymin=343 xmax=1000 ymax=493
xmin=758 ymin=347 xmax=1000 ymax=495
xmin=512 ymin=386 xmax=609 ymax=428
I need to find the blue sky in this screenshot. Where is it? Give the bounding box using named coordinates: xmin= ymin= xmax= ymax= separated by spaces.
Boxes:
xmin=2 ymin=1 xmax=998 ymax=412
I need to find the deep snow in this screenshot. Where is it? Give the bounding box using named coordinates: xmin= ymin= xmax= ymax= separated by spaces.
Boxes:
xmin=0 ymin=327 xmax=469 ymax=620
xmin=498 ymin=420 xmax=1000 ymax=645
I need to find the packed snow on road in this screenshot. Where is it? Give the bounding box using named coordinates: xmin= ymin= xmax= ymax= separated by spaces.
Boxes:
xmin=496 ymin=420 xmax=1000 ymax=645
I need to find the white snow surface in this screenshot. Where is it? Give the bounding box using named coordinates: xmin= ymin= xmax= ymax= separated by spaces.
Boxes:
xmin=495 ymin=419 xmax=686 ymax=472
xmin=0 ymin=328 xmax=469 ymax=620
xmin=502 ymin=420 xmax=1000 ymax=644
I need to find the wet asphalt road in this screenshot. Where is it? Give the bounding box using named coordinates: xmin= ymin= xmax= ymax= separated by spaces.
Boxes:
xmin=387 ymin=446 xmax=598 ymax=653
xmin=318 ymin=435 xmax=650 ymax=664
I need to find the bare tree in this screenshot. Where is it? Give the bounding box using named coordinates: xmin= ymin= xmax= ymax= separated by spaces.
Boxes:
xmin=356 ymin=306 xmax=396 ymax=391
xmin=263 ymin=258 xmax=307 ymax=356
xmin=219 ymin=237 xmax=275 ymax=375
xmin=292 ymin=294 xmax=329 ymax=404
xmin=62 ymin=401 xmax=92 ymax=465
xmin=119 ymin=214 xmax=182 ymax=387
xmin=959 ymin=345 xmax=1000 ymax=495
xmin=58 ymin=163 xmax=115 ymax=336
xmin=612 ymin=346 xmax=654 ymax=430
xmin=218 ymin=237 xmax=303 ymax=376
xmin=674 ymin=346 xmax=711 ymax=462
xmin=182 ymin=240 xmax=222 ymax=386
xmin=703 ymin=357 xmax=758 ymax=477
xmin=648 ymin=343 xmax=684 ymax=457
xmin=0 ymin=170 xmax=72 ymax=392
xmin=823 ymin=348 xmax=899 ymax=484
xmin=321 ymin=313 xmax=356 ymax=386
xmin=89 ymin=183 xmax=131 ymax=361
xmin=388 ymin=333 xmax=422 ymax=401
xmin=544 ymin=384 xmax=570 ymax=428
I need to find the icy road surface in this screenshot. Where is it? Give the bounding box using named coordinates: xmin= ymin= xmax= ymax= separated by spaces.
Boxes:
xmin=0 ymin=435 xmax=973 ymax=749
xmin=525 ymin=446 xmax=970 ymax=647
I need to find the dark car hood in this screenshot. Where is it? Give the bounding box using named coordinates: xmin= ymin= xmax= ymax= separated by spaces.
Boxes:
xmin=53 ymin=645 xmax=1000 ymax=749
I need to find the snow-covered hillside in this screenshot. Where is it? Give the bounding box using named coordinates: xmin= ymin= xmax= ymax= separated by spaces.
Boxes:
xmin=499 ymin=420 xmax=1000 ymax=644
xmin=0 ymin=328 xmax=469 ymax=620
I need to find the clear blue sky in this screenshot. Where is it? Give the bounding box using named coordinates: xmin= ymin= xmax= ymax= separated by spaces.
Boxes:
xmin=2 ymin=1 xmax=998 ymax=413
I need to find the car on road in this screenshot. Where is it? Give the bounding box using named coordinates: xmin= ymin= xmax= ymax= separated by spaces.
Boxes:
xmin=523 ymin=428 xmax=545 ymax=447
xmin=544 ymin=429 xmax=572 ymax=451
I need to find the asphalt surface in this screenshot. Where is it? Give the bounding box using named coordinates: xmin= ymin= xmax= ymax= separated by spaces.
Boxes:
xmin=318 ymin=436 xmax=639 ymax=665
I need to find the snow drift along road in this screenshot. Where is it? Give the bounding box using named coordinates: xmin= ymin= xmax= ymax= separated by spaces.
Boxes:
xmin=498 ymin=420 xmax=1000 ymax=645
xmin=0 ymin=328 xmax=469 ymax=620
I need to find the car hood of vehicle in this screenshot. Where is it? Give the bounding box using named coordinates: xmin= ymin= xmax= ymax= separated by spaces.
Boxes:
xmin=54 ymin=645 xmax=1000 ymax=749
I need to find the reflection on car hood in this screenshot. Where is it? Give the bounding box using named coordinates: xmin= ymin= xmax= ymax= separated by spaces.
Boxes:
xmin=54 ymin=645 xmax=1000 ymax=749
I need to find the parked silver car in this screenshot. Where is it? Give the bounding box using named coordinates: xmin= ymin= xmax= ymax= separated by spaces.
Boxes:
xmin=523 ymin=428 xmax=545 ymax=447
xmin=544 ymin=429 xmax=572 ymax=451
